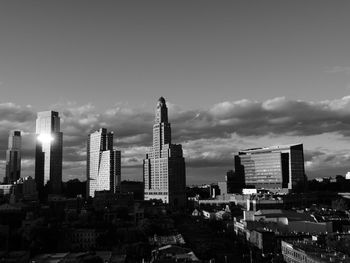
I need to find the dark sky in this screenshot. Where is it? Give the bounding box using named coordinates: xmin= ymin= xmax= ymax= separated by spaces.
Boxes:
xmin=1 ymin=1 xmax=350 ymax=184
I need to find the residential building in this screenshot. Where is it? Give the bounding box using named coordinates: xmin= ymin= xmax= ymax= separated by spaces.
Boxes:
xmin=281 ymin=240 xmax=350 ymax=263
xmin=35 ymin=111 xmax=63 ymax=194
xmin=4 ymin=130 xmax=21 ymax=184
xmin=235 ymin=144 xmax=305 ymax=191
xmin=70 ymin=228 xmax=99 ymax=251
xmin=143 ymin=97 xmax=186 ymax=207
xmin=87 ymin=128 xmax=121 ymax=197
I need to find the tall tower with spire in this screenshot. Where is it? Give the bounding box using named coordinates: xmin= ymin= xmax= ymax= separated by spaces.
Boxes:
xmin=143 ymin=97 xmax=186 ymax=207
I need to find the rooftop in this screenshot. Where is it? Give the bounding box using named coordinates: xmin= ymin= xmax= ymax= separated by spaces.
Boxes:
xmin=283 ymin=240 xmax=350 ymax=263
xmin=240 ymin=143 xmax=303 ymax=154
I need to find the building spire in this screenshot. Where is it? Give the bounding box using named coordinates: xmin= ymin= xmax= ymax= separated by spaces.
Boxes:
xmin=155 ymin=96 xmax=168 ymax=123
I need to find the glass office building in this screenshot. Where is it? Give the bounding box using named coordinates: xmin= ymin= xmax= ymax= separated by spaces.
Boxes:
xmin=235 ymin=144 xmax=305 ymax=191
xmin=5 ymin=130 xmax=21 ymax=184
xmin=35 ymin=111 xmax=63 ymax=195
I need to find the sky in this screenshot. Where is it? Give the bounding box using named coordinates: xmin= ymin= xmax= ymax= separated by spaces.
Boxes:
xmin=1 ymin=1 xmax=350 ymax=184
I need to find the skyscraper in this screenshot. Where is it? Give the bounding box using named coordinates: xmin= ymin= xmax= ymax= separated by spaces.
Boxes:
xmin=87 ymin=128 xmax=121 ymax=198
xmin=35 ymin=111 xmax=63 ymax=195
xmin=234 ymin=144 xmax=305 ymax=192
xmin=4 ymin=130 xmax=21 ymax=184
xmin=143 ymin=97 xmax=186 ymax=207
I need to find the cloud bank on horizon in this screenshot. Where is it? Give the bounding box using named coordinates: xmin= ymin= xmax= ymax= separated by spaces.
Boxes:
xmin=1 ymin=96 xmax=350 ymax=184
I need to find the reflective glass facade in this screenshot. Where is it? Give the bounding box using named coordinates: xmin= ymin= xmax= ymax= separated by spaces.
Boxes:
xmin=235 ymin=144 xmax=305 ymax=191
xmin=35 ymin=111 xmax=63 ymax=194
xmin=5 ymin=130 xmax=21 ymax=184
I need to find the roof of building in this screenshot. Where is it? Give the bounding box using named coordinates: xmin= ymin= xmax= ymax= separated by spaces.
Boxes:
xmin=153 ymin=245 xmax=199 ymax=262
xmin=240 ymin=143 xmax=303 ymax=154
xmin=0 ymin=203 xmax=22 ymax=212
xmin=283 ymin=240 xmax=350 ymax=263
xmin=255 ymin=209 xmax=315 ymax=222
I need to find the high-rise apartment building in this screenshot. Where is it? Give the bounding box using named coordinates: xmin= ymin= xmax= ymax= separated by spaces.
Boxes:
xmin=143 ymin=97 xmax=186 ymax=207
xmin=4 ymin=130 xmax=21 ymax=184
xmin=35 ymin=111 xmax=63 ymax=195
xmin=234 ymin=144 xmax=305 ymax=191
xmin=87 ymin=128 xmax=121 ymax=198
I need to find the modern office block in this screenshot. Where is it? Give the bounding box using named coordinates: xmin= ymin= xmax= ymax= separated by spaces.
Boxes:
xmin=143 ymin=97 xmax=186 ymax=207
xmin=234 ymin=144 xmax=305 ymax=191
xmin=87 ymin=128 xmax=121 ymax=198
xmin=35 ymin=111 xmax=63 ymax=195
xmin=5 ymin=130 xmax=21 ymax=184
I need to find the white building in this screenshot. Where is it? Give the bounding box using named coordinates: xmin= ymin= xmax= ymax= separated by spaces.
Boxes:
xmin=87 ymin=128 xmax=121 ymax=198
xmin=345 ymin=172 xmax=350 ymax=180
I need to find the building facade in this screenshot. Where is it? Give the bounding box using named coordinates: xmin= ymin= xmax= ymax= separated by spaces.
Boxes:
xmin=87 ymin=128 xmax=121 ymax=198
xmin=5 ymin=130 xmax=21 ymax=184
xmin=281 ymin=240 xmax=350 ymax=263
xmin=143 ymin=97 xmax=186 ymax=207
xmin=35 ymin=111 xmax=63 ymax=194
xmin=234 ymin=144 xmax=305 ymax=191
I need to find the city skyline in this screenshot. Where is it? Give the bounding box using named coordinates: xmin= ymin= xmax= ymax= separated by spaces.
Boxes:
xmin=1 ymin=1 xmax=350 ymax=184
xmin=1 ymin=96 xmax=350 ymax=185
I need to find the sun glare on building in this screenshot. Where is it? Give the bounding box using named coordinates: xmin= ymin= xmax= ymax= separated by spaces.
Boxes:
xmin=37 ymin=133 xmax=54 ymax=143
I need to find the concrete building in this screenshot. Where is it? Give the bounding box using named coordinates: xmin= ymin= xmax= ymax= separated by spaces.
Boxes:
xmin=218 ymin=170 xmax=245 ymax=195
xmin=35 ymin=111 xmax=63 ymax=194
xmin=143 ymin=97 xmax=186 ymax=208
xmin=4 ymin=130 xmax=21 ymax=184
xmin=235 ymin=144 xmax=305 ymax=191
xmin=87 ymin=128 xmax=121 ymax=197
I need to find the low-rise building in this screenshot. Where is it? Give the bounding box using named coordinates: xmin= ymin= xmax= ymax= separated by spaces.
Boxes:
xmin=281 ymin=239 xmax=350 ymax=263
xmin=70 ymin=228 xmax=99 ymax=251
xmin=151 ymin=245 xmax=200 ymax=262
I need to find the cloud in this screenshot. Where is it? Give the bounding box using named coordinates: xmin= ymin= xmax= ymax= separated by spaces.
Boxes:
xmin=325 ymin=66 xmax=350 ymax=74
xmin=304 ymin=149 xmax=350 ymax=178
xmin=2 ymin=96 xmax=350 ymax=183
